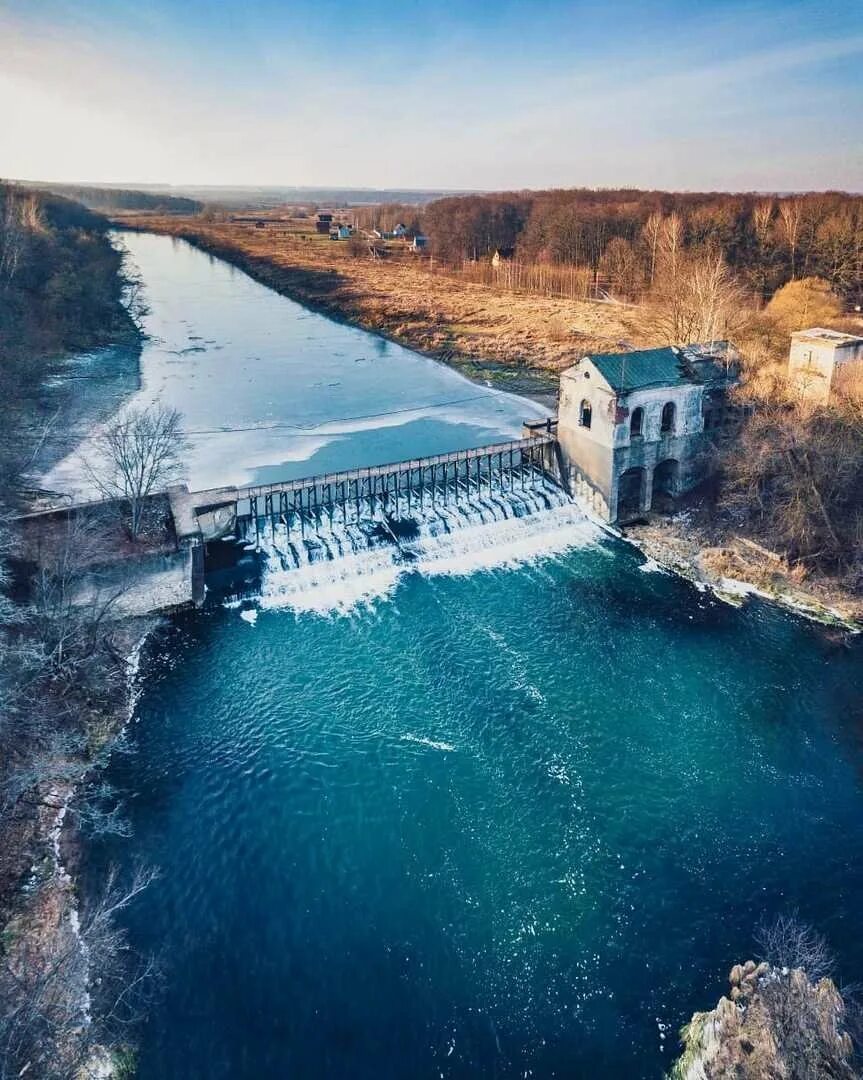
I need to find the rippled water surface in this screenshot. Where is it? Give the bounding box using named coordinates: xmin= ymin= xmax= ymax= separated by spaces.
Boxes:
xmin=99 ymin=548 xmax=863 ymax=1080
xmin=84 ymin=234 xmax=863 ymax=1079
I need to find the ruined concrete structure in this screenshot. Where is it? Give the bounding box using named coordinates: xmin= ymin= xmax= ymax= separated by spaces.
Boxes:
xmin=788 ymin=327 xmax=863 ymax=404
xmin=555 ymin=342 xmax=741 ymax=523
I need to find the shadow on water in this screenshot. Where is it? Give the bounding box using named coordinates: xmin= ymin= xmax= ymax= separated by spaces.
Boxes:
xmin=245 ymin=416 xmax=516 ymax=488
xmin=34 ymin=340 xmax=142 ymax=481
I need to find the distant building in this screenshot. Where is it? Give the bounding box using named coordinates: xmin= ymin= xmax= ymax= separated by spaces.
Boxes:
xmin=491 ymin=247 xmax=515 ymax=268
xmin=409 ymin=235 xmax=428 ymax=253
xmin=315 ymin=212 xmax=334 ymax=234
xmin=392 ymin=223 xmax=408 ymax=237
xmin=336 ymin=224 xmax=353 ymax=240
xmin=788 ymin=327 xmax=863 ymax=404
xmin=556 ymin=342 xmax=741 ymax=522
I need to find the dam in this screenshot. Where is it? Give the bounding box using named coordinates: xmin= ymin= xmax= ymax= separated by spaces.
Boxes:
xmin=162 ymin=425 xmax=572 ymax=611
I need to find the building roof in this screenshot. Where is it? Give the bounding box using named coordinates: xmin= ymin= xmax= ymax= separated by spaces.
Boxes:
xmin=791 ymin=327 xmax=863 ymax=347
xmin=571 ymin=342 xmax=738 ymax=393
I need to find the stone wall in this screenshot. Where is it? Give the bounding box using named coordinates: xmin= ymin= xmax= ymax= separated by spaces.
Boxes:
xmin=73 ymin=546 xmax=195 ymax=618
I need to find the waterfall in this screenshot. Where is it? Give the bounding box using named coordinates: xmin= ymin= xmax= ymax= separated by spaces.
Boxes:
xmin=231 ymin=477 xmax=601 ymax=616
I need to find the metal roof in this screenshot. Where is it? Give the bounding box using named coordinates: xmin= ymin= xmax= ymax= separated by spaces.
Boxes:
xmin=585 ymin=347 xmax=688 ymax=392
xmin=573 ymin=343 xmax=738 ymax=393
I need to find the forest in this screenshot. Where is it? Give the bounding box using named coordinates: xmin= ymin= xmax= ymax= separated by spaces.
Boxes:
xmin=0 ymin=184 xmax=137 ymax=494
xmin=24 ymin=181 xmax=202 ymax=215
xmin=421 ymin=189 xmax=863 ymax=306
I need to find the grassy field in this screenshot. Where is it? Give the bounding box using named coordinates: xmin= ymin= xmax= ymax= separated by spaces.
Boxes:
xmin=114 ymin=212 xmax=650 ymax=399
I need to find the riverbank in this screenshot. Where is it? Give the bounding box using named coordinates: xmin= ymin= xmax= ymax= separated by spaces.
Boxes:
xmin=112 ymin=214 xmax=649 ymax=405
xmin=669 ymin=955 xmax=858 ymax=1078
xmin=623 ymin=511 xmax=863 ymax=632
xmin=0 ymin=187 xmax=154 ymax=1080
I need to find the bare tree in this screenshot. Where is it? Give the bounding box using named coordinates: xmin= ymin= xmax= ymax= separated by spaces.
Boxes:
xmin=779 ymin=198 xmax=803 ymax=279
xmin=753 ymin=199 xmax=774 ymax=247
xmin=751 ymin=914 xmax=858 ymax=1079
xmin=648 ymin=251 xmax=749 ymax=345
xmin=659 ymin=212 xmax=684 ymax=279
xmin=642 ymin=211 xmax=663 ymax=286
xmin=86 ymin=405 xmax=186 ymax=540
xmin=0 ymin=188 xmax=26 ymax=290
xmin=755 ymin=912 xmax=834 ymax=982
xmin=721 ymin=392 xmax=863 ymax=574
xmin=0 ymin=864 xmax=159 ymax=1080
xmin=598 ymin=237 xmax=645 ymax=299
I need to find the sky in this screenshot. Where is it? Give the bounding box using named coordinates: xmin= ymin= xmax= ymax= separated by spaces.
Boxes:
xmin=2 ymin=0 xmax=862 ymax=192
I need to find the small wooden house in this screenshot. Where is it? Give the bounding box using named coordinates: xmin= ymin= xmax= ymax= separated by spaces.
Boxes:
xmin=315 ymin=212 xmax=334 ymax=234
xmin=491 ymin=247 xmax=515 ymax=268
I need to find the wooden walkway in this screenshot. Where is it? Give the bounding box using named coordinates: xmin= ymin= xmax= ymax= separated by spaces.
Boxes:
xmin=234 ymin=434 xmax=556 ymax=504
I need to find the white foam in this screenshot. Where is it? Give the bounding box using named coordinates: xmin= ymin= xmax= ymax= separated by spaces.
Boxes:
xmin=245 ymin=480 xmax=601 ymax=617
xmin=638 ymin=557 xmax=669 ymax=575
xmin=400 ymin=733 xmax=457 ymax=752
xmin=259 ymin=547 xmax=401 ymax=617
xmin=239 ymin=609 xmax=258 ymax=625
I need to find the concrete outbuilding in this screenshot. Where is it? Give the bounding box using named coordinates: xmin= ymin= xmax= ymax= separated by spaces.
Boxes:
xmin=788 ymin=328 xmax=863 ymax=404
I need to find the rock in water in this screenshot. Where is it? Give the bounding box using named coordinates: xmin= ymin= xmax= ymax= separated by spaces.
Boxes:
xmin=668 ymin=961 xmax=857 ymax=1079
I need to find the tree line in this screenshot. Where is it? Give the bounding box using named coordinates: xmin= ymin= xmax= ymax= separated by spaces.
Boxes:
xmin=421 ymin=188 xmax=863 ymax=305
xmin=22 ymin=181 xmax=202 ymax=215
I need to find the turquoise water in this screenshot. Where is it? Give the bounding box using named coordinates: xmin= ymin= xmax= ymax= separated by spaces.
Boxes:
xmin=100 ymin=546 xmax=863 ymax=1079
xmin=75 ymin=233 xmax=863 ymax=1078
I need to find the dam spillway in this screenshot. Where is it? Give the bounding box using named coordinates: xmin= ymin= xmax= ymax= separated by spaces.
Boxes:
xmin=236 ymin=432 xmax=563 ymax=538
xmin=218 ymin=431 xmax=592 ymax=614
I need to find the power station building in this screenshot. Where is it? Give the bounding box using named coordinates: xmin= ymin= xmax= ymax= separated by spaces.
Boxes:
xmin=555 ymin=342 xmax=742 ymax=523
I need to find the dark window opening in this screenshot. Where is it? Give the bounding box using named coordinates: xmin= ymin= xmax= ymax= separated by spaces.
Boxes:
xmin=630 ymin=407 xmax=644 ymax=438
xmin=660 ymin=401 xmax=676 ymax=434
xmin=579 ymin=399 xmax=592 ymax=429
xmin=652 ymin=459 xmax=679 ymax=513
xmin=618 ymin=467 xmax=645 ymax=519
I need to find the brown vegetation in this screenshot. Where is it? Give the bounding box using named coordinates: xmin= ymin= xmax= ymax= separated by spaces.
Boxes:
xmin=670 ymin=916 xmax=860 ymax=1079
xmin=422 ymin=189 xmax=863 ymax=307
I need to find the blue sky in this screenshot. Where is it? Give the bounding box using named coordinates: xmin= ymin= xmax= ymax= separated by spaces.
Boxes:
xmin=2 ymin=0 xmax=861 ymax=190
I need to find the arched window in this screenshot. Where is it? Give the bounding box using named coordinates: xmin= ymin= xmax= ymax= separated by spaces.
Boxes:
xmin=579 ymin=399 xmax=592 ymax=429
xmin=661 ymin=401 xmax=676 ymax=434
xmin=630 ymin=406 xmax=644 ymax=438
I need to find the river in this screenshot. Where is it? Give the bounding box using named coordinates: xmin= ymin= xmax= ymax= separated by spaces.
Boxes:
xmin=76 ymin=233 xmax=863 ymax=1079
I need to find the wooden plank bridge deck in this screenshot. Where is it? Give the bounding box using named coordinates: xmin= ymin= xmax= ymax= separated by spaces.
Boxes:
xmin=235 ymin=434 xmax=556 ymax=503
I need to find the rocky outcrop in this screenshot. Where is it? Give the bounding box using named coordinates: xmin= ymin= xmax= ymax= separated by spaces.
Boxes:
xmin=669 ymin=960 xmax=858 ymax=1079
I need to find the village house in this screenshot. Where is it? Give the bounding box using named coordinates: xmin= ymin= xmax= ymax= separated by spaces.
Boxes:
xmin=315 ymin=212 xmax=334 ymax=234
xmin=409 ymin=234 xmax=428 ymax=253
xmin=555 ymin=342 xmax=741 ymax=522
xmin=491 ymin=247 xmax=515 ymax=268
xmin=392 ymin=223 xmax=408 ymax=237
xmin=787 ymin=327 xmax=863 ymax=403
